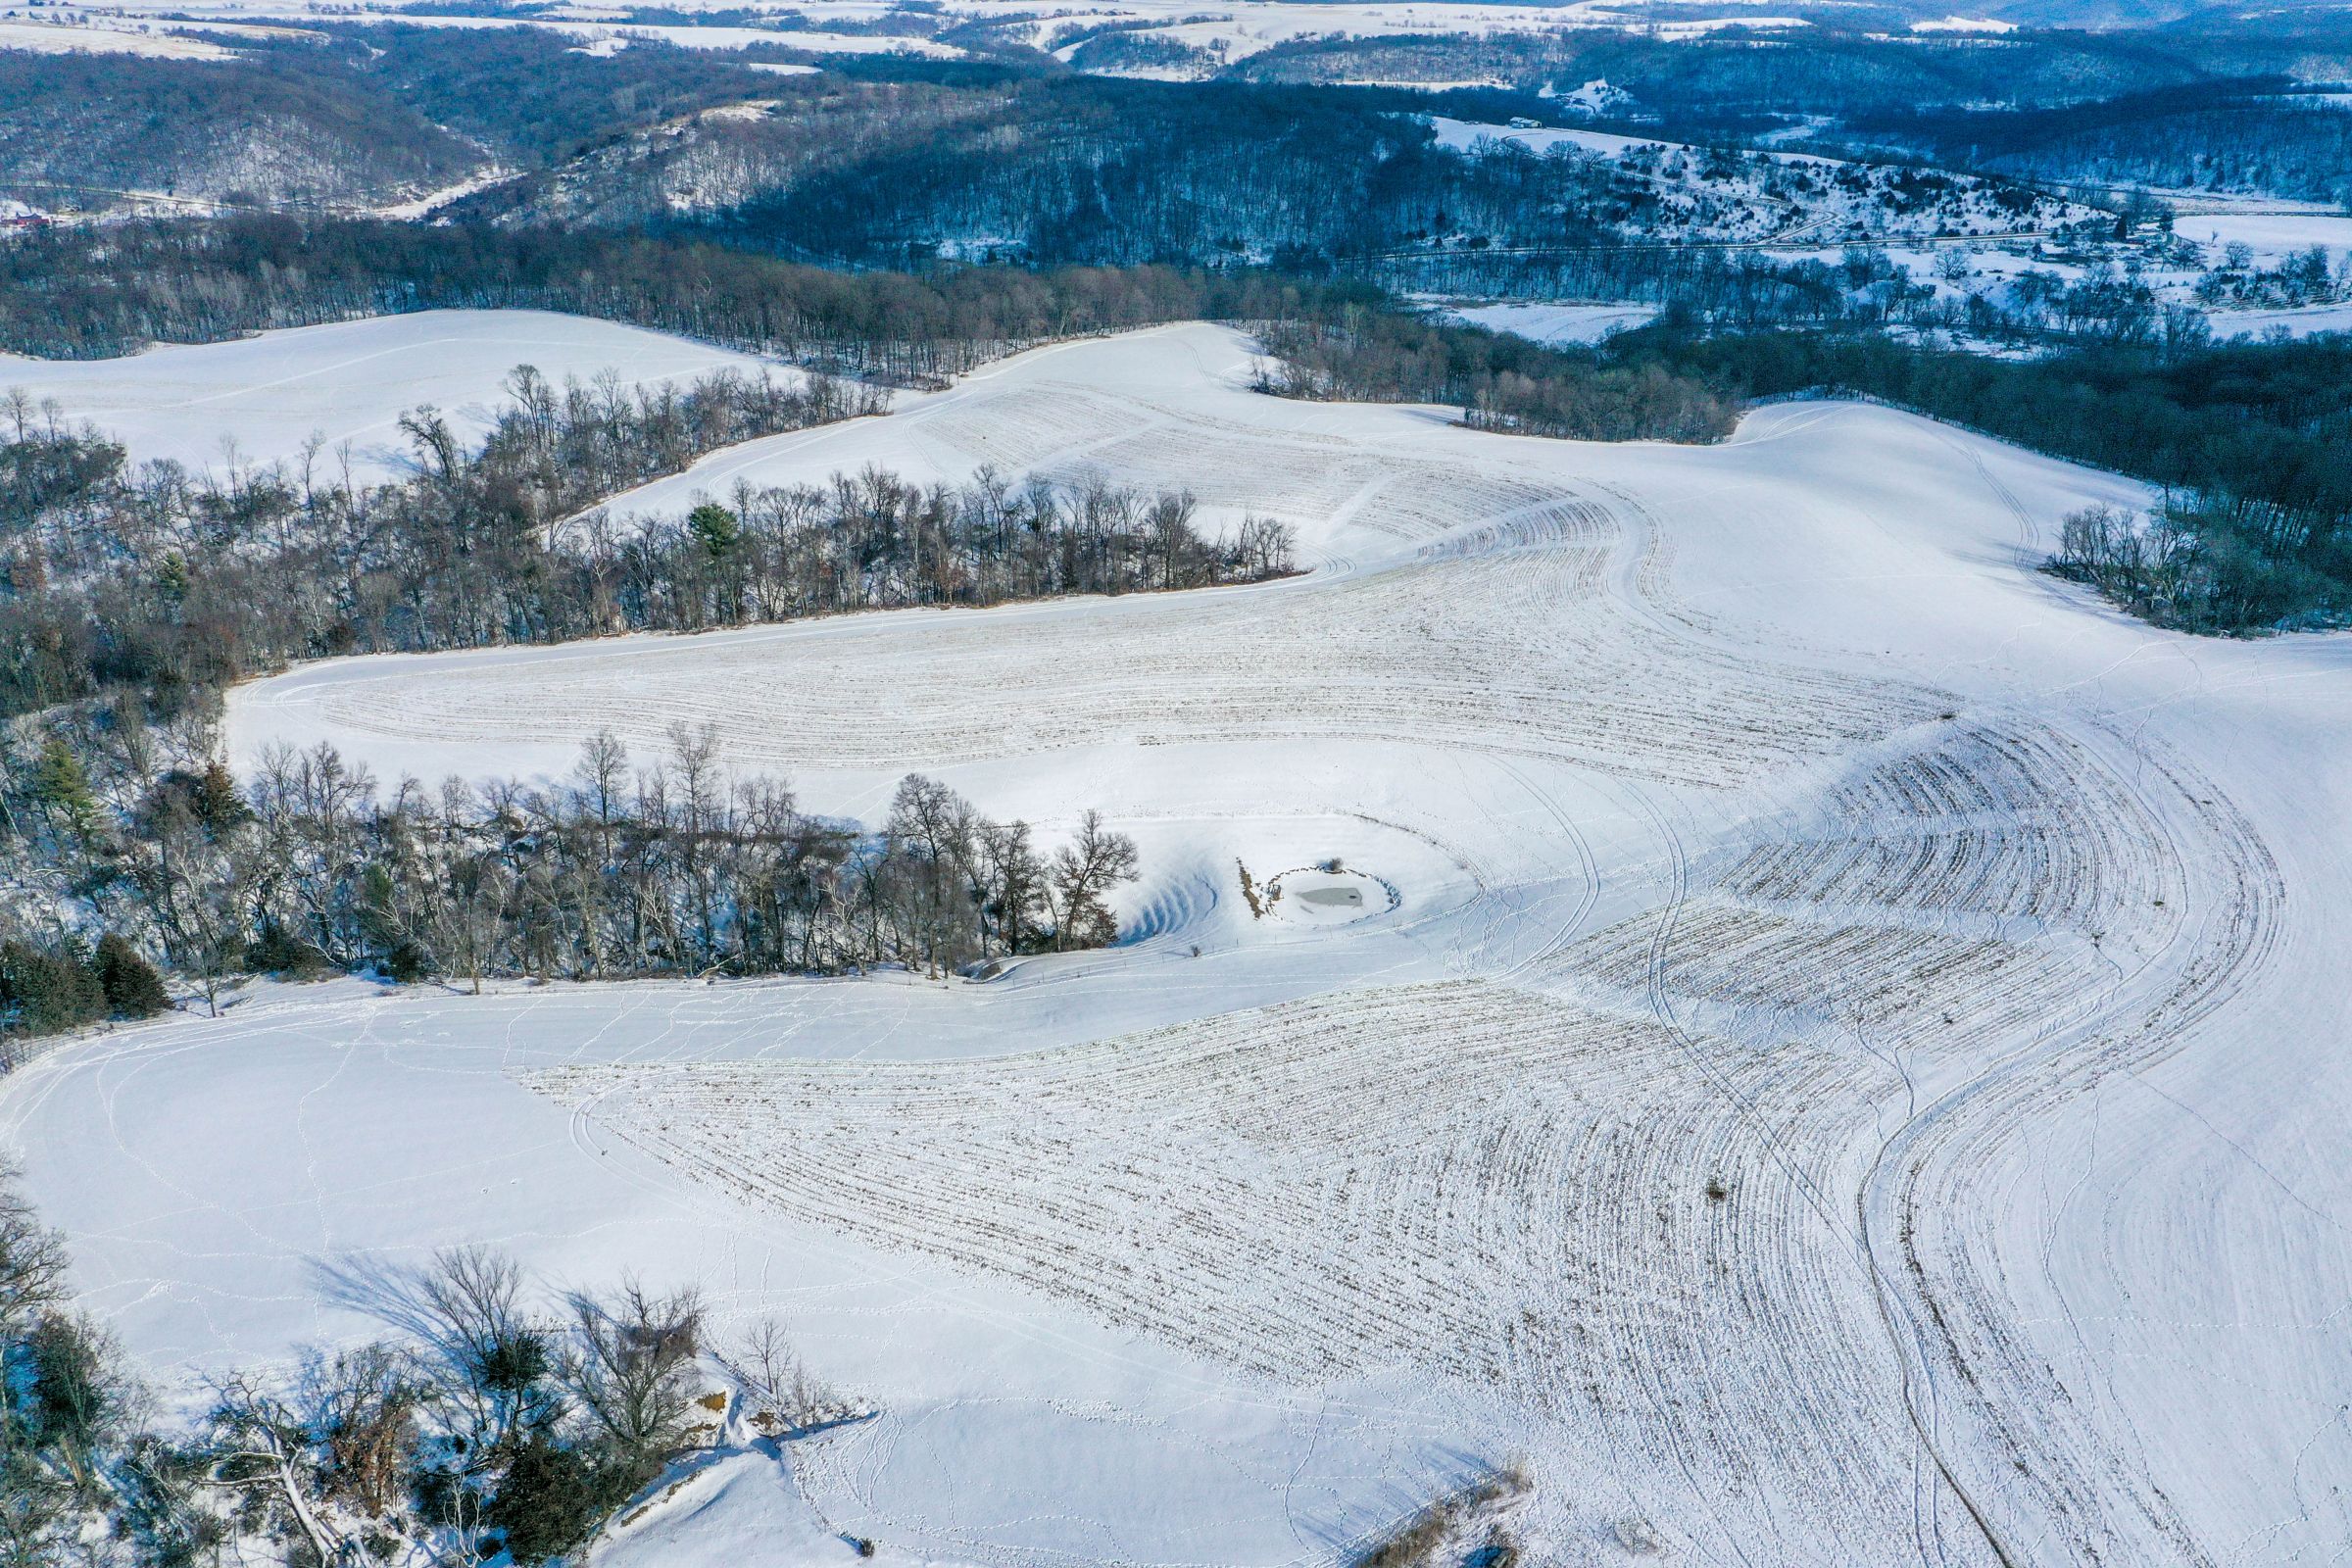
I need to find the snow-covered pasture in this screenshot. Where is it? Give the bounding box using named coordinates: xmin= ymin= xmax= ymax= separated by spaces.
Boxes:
xmin=13 ymin=323 xmax=2352 ymax=1566
xmin=1434 ymin=299 xmax=1661 ymax=345
xmin=2209 ymin=301 xmax=2352 ymax=339
xmin=2171 ymin=211 xmax=2352 ymax=269
xmin=0 ymin=310 xmax=788 ymax=481
xmin=0 ymin=18 xmax=234 ymax=57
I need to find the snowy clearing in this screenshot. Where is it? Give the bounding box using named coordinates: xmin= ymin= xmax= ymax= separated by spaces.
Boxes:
xmin=2208 ymin=302 xmax=2352 ymax=339
xmin=0 ymin=310 xmax=791 ymax=481
xmin=2170 ymin=212 xmax=2352 ymax=267
xmin=13 ymin=320 xmax=2352 ymax=1565
xmin=0 ymin=18 xmax=232 ymax=57
xmin=1429 ymin=115 xmax=1839 ymax=169
xmin=1435 ymin=299 xmax=1661 ymax=344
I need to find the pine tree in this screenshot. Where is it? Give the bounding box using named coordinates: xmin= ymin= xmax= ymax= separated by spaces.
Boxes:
xmin=27 ymin=739 xmax=99 ymax=845
xmin=687 ymin=503 xmax=740 ymax=560
xmin=92 ymin=934 xmax=170 ymax=1020
xmin=0 ymin=940 xmax=106 ymax=1038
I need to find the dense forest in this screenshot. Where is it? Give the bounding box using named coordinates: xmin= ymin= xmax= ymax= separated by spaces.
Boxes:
xmin=0 ymin=30 xmax=2099 ymax=264
xmin=1851 ymin=80 xmax=2352 ymax=207
xmin=1231 ymin=26 xmax=2222 ymax=125
xmin=0 ymin=48 xmax=476 ymax=217
xmin=0 ymin=26 xmax=805 ymax=216
xmin=9 ymin=15 xmax=2352 ymax=229
xmin=653 ymin=79 xmax=1629 ymax=266
xmin=0 ymin=216 xmax=1298 ymax=371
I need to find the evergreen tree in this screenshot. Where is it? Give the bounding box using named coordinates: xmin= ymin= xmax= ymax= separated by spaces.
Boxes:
xmin=92 ymin=933 xmax=171 ymax=1020
xmin=0 ymin=940 xmax=106 ymax=1038
xmin=26 ymin=739 xmax=98 ymax=845
xmin=687 ymin=502 xmax=741 ymax=560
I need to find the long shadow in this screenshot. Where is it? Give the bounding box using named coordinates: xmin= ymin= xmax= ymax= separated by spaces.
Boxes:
xmin=307 ymin=1250 xmax=460 ymax=1349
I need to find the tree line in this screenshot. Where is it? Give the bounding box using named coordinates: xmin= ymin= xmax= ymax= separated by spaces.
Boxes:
xmin=0 ymin=216 xmax=1382 ymax=376
xmin=1254 ymin=307 xmax=1738 ymax=443
xmin=6 ymin=704 xmax=1142 ymax=1040
xmin=0 ymin=369 xmax=1291 ymax=726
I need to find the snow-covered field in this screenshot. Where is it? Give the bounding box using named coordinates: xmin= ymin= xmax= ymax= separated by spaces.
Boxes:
xmin=0 ymin=310 xmax=788 ymax=480
xmin=1436 ymin=299 xmax=1661 ymax=344
xmin=2209 ymin=302 xmax=2352 ymax=339
xmin=0 ymin=17 xmax=233 ymax=56
xmin=12 ymin=321 xmax=2352 ymax=1565
xmin=2171 ymin=211 xmax=2352 ymax=268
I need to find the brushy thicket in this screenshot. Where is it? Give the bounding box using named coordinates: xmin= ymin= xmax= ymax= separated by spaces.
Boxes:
xmin=1 ymin=1166 xmax=846 ymax=1568
xmin=1254 ymin=309 xmax=1740 ymax=443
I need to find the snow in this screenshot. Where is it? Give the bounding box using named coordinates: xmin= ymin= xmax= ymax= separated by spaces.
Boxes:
xmin=364 ymin=165 xmax=517 ymax=220
xmin=13 ymin=319 xmax=2352 ymax=1565
xmin=1436 ymin=299 xmax=1660 ymax=344
xmin=597 ymin=1448 xmax=939 ymax=1568
xmin=1908 ymin=15 xmax=2016 ymax=31
xmin=2207 ymin=302 xmax=2352 ymax=339
xmin=1549 ymin=76 xmax=1633 ymax=117
xmin=1430 ymin=115 xmax=1672 ymax=161
xmin=1431 ymin=115 xmax=1844 ymax=169
xmin=382 ymin=13 xmax=962 ymax=56
xmin=2170 ymin=212 xmax=2352 ymax=268
xmin=0 ymin=18 xmax=232 ymax=56
xmin=75 ymin=0 xmax=1809 ymax=70
xmin=0 ymin=310 xmax=790 ymax=481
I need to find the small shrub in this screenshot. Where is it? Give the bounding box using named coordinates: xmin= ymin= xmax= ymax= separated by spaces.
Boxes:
xmin=243 ymin=922 xmax=332 ymax=980
xmin=380 ymin=939 xmax=433 ymax=985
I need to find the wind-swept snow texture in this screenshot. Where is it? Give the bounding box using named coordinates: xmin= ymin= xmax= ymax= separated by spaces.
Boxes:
xmin=0 ymin=309 xmax=785 ymax=480
xmin=14 ymin=322 xmax=2352 ymax=1567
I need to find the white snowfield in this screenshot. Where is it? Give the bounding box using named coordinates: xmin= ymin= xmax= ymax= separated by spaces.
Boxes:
xmin=2171 ymin=211 xmax=2352 ymax=267
xmin=82 ymin=0 xmax=1805 ymax=69
xmin=0 ymin=18 xmax=234 ymax=58
xmin=2209 ymin=302 xmax=2352 ymax=340
xmin=13 ymin=321 xmax=2352 ymax=1566
xmin=1436 ymin=299 xmax=1661 ymax=345
xmin=0 ymin=310 xmax=789 ymax=482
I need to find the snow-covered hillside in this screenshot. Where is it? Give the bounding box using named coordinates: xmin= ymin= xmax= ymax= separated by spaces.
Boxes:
xmin=0 ymin=311 xmax=788 ymax=480
xmin=10 ymin=322 xmax=2352 ymax=1565
xmin=1431 ymin=116 xmax=2100 ymax=246
xmin=1434 ymin=299 xmax=1660 ymax=344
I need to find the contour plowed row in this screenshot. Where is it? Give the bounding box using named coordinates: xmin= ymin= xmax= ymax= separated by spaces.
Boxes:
xmin=523 ymin=979 xmax=1997 ymax=1564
